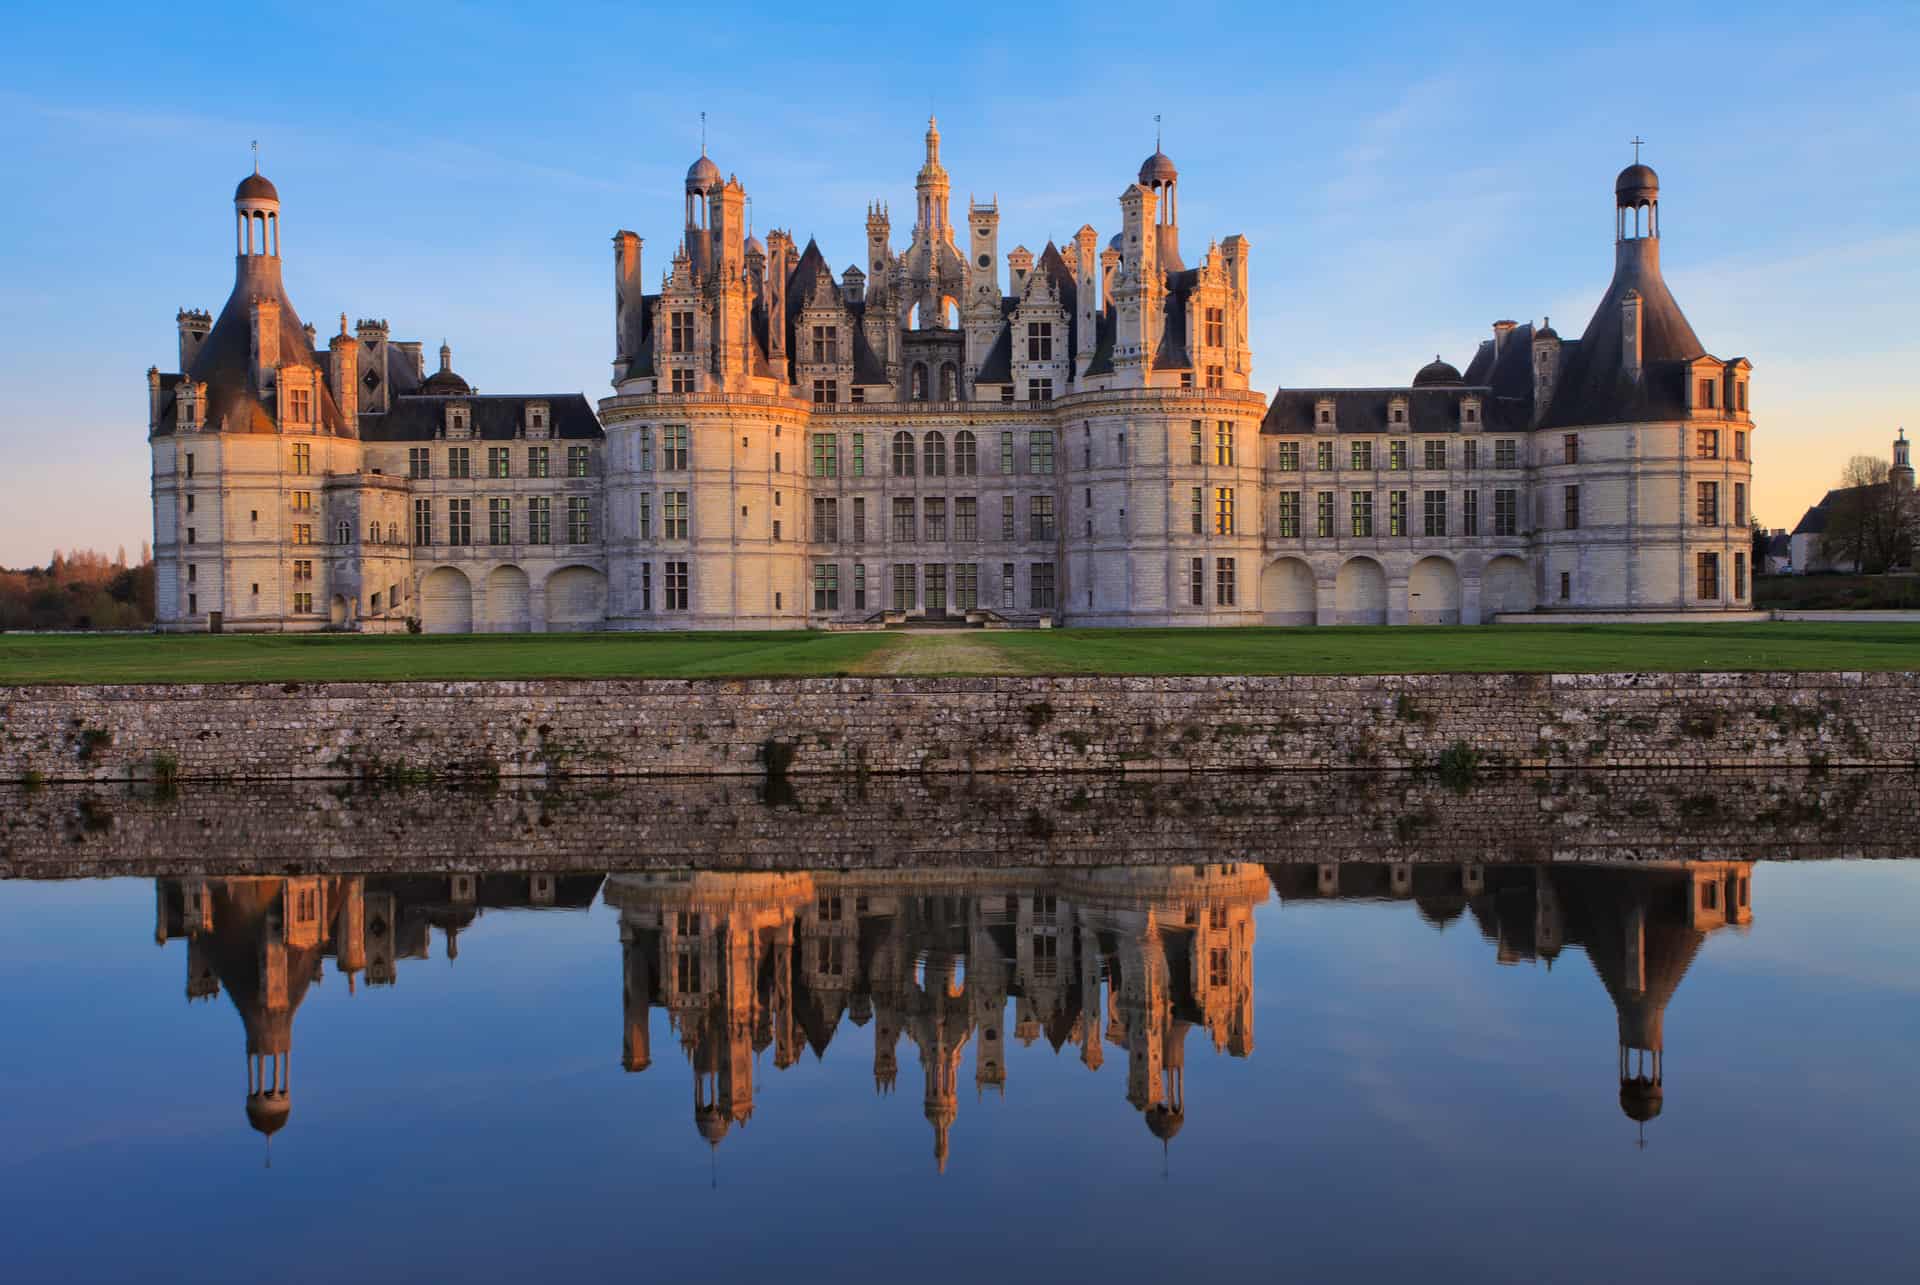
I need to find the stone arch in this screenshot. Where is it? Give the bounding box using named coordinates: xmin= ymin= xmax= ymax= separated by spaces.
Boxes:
xmin=484 ymin=564 xmax=531 ymax=633
xmin=1482 ymin=555 xmax=1535 ymax=616
xmin=1334 ymin=556 xmax=1388 ymax=626
xmin=1260 ymin=557 xmax=1316 ymax=626
xmin=419 ymin=567 xmax=473 ymax=634
xmin=910 ymin=361 xmax=928 ymax=401
xmin=940 ymin=296 xmax=959 ymax=329
xmin=1407 ymin=556 xmax=1462 ymax=625
xmin=545 ymin=565 xmax=607 ymax=633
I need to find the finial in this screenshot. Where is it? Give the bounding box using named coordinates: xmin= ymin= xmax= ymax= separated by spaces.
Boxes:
xmin=746 ymin=194 xmax=753 ymax=237
xmin=700 ymin=111 xmax=707 ymax=156
xmin=251 ymin=139 xmax=259 ymax=174
xmin=1631 ymin=135 xmax=1645 ymax=163
xmin=1155 ymin=113 xmax=1162 ymax=152
xmin=339 ymin=312 xmax=348 ymax=336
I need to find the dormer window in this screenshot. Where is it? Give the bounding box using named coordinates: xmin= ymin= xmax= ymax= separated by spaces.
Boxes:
xmin=1461 ymin=399 xmax=1480 ymax=425
xmin=670 ymin=311 xmax=694 ymax=354
xmin=1316 ymin=400 xmax=1335 ymax=427
xmin=1736 ymin=381 xmax=1748 ymax=413
xmin=1697 ymin=378 xmax=1718 ymax=409
xmin=526 ymin=402 xmax=550 ymax=439
xmin=1204 ymin=307 xmax=1225 ymax=348
xmin=447 ymin=405 xmax=470 ymax=438
xmin=288 ymin=386 xmax=310 ymax=424
xmin=812 ymin=325 xmax=839 ymax=364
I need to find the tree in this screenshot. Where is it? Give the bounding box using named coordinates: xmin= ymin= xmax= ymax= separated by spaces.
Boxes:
xmin=1750 ymin=517 xmax=1771 ymax=574
xmin=1821 ymin=455 xmax=1915 ymax=574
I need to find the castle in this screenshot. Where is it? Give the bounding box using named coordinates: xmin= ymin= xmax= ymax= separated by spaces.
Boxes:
xmin=148 ymin=126 xmax=1756 ymax=631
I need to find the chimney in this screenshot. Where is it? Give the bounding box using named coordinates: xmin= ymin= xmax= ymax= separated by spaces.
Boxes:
xmin=1492 ymin=319 xmax=1517 ymax=358
xmin=1530 ymin=318 xmax=1562 ymax=427
xmin=177 ymin=309 xmax=211 ymax=371
xmin=614 ymin=230 xmax=644 ymax=379
xmin=329 ymin=314 xmax=359 ymax=425
xmin=249 ymin=295 xmax=281 ymax=398
xmin=1007 ymin=245 xmax=1034 ymax=295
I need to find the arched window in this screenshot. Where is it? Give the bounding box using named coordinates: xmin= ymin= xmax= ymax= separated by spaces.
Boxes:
xmin=337 ymin=520 xmax=351 ymax=545
xmin=923 ymin=430 xmax=947 ymax=477
xmin=939 ymin=362 xmax=958 ymax=402
xmin=388 ymin=522 xmax=400 ymax=544
xmin=910 ymin=362 xmax=928 ymax=402
xmin=954 ymin=430 xmax=978 ymax=477
xmin=369 ymin=521 xmax=381 ymax=544
xmin=891 ymin=430 xmax=915 ymax=477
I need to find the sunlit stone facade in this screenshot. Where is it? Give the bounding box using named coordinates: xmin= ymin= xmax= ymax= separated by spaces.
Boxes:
xmin=149 ymin=135 xmax=1753 ymax=632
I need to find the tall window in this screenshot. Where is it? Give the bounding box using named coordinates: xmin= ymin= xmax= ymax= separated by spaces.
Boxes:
xmin=664 ymin=491 xmax=689 ymax=539
xmin=1462 ymin=489 xmax=1479 ymax=535
xmin=1697 ymin=378 xmax=1717 ymax=409
xmin=892 ymin=497 xmax=916 ymax=541
xmin=1734 ymin=431 xmax=1748 ymax=461
xmin=665 ymin=561 xmax=689 ymax=610
xmin=1189 ymin=421 xmax=1204 ymax=465
xmin=1277 ymin=441 xmax=1300 ymax=471
xmin=953 ymin=430 xmax=977 ymax=476
xmin=568 ymin=446 xmax=591 ymax=478
xmin=812 ymin=433 xmax=838 ymax=477
xmin=1388 ymin=490 xmax=1407 ymax=536
xmin=925 ymin=563 xmax=947 ymax=612
xmin=529 ymin=446 xmax=550 ymax=478
xmin=1205 ymin=365 xmax=1224 ymax=389
xmin=412 ymin=498 xmax=432 ymax=546
xmin=567 ymin=497 xmax=591 ymax=544
xmin=1215 ymin=422 xmax=1235 ymax=467
xmin=955 ymin=497 xmax=978 ymax=541
xmin=1027 ymin=321 xmax=1053 ymax=361
xmin=813 ymin=563 xmax=839 ymax=611
xmin=1030 ymin=562 xmax=1056 ymax=610
xmin=1423 ymin=490 xmax=1447 ymax=537
xmin=955 ymin=563 xmax=978 ymax=610
xmin=529 ymin=496 xmax=551 ymax=544
xmin=1316 ymin=440 xmax=1335 ymax=471
xmin=1493 ymin=489 xmax=1517 ymax=536
xmin=1735 ymin=482 xmax=1747 ymax=526
xmin=1697 ymin=428 xmax=1720 ymax=458
xmin=489 ymin=447 xmax=511 ymax=479
xmin=448 ymin=498 xmax=472 ymax=546
xmin=924 ymin=497 xmax=947 ymax=541
xmin=1494 ymin=439 xmax=1517 ymax=469
xmin=811 ymin=325 xmax=838 ymax=364
xmin=662 ymin=425 xmax=689 ymax=470
xmin=1190 ymin=486 xmax=1204 ymax=535
xmin=1696 ymin=551 xmax=1720 ymax=599
xmin=638 ymin=429 xmax=654 ymax=471
xmin=1002 ymin=496 xmax=1015 ymax=540
xmin=1214 ymin=487 xmax=1235 ymax=536
xmin=1000 ymin=431 xmax=1016 ymax=474
xmin=1564 ymin=484 xmax=1581 ymax=530
xmin=1463 ymin=440 xmax=1479 ymax=470
xmin=1734 ymin=552 xmax=1748 ymax=599
xmin=853 ymin=564 xmax=868 ymax=611
xmin=1215 ymin=557 xmax=1236 ymax=607
xmin=924 ymin=431 xmax=947 ymax=477
xmin=1278 ymin=492 xmax=1301 ymax=538
xmin=1204 ymin=306 xmax=1224 ymax=348
xmin=852 ymin=497 xmax=866 ymax=544
xmin=1029 ymin=431 xmax=1055 ymax=474
xmin=291 ymin=443 xmax=312 ymax=475
xmin=408 ymin=447 xmax=430 ymax=479
xmin=489 ymin=497 xmax=512 ymax=545
xmin=1316 ymin=491 xmax=1335 ymax=538
xmin=1423 ymin=440 xmax=1446 ymax=470
xmin=670 ymin=368 xmax=695 ymax=393
xmin=1697 ymin=481 xmax=1720 ymax=526
xmin=851 ymin=432 xmax=866 ymax=476
xmin=1188 ymin=556 xmax=1205 ymax=606
xmin=1388 ymin=440 xmax=1407 ymax=471
xmin=288 ymin=387 xmax=310 ymax=422
xmin=1027 ymin=378 xmax=1053 ymax=403
xmin=892 ymin=431 xmax=915 ymax=477
xmin=813 ymin=497 xmax=839 ymax=543
xmin=1029 ymin=495 xmax=1055 ymax=541
xmin=812 ymin=379 xmax=838 ymax=404
xmin=892 ymin=564 xmax=916 ymax=611
xmin=448 ymin=446 xmax=470 ymax=478
xmin=670 ymin=311 xmax=694 ymax=353
xmin=1351 ymin=492 xmax=1374 ymax=537
xmin=1351 ymin=441 xmax=1374 ymax=470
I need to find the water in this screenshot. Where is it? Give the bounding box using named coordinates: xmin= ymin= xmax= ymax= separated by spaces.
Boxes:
xmin=2 ymin=785 xmax=1918 ymax=1282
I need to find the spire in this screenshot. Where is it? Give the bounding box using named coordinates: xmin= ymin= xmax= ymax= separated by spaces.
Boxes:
xmin=251 ymin=140 xmax=259 ymax=175
xmin=925 ymin=114 xmax=940 ymax=165
xmin=700 ymin=111 xmax=707 ymax=157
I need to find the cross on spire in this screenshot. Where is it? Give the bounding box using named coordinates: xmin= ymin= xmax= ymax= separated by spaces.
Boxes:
xmin=251 ymin=139 xmax=259 ymax=174
xmin=1155 ymin=114 xmax=1162 ymax=151
xmin=1630 ymin=135 xmax=1646 ymax=163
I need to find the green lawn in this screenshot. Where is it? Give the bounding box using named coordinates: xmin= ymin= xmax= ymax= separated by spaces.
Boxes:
xmin=1 ymin=622 xmax=1917 ymax=684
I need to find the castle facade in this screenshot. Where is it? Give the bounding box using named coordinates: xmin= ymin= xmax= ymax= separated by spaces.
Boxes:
xmin=149 ymin=126 xmax=1756 ymax=631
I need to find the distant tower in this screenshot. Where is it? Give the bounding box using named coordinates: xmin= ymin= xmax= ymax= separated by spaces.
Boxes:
xmin=1893 ymin=429 xmax=1914 ymax=492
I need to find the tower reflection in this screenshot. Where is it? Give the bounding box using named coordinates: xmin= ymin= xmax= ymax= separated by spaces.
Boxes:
xmin=150 ymin=860 xmax=1750 ymax=1164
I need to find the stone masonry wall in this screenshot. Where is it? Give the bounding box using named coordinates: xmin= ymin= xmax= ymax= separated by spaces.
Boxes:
xmin=2 ymin=769 xmax=1910 ymax=880
xmin=1 ymin=672 xmax=1917 ymax=785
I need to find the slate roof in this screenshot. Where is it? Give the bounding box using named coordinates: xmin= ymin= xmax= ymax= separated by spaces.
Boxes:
xmin=1790 ymin=485 xmax=1879 ymax=536
xmin=1262 ymin=386 xmax=1523 ymax=435
xmin=358 ymin=393 xmax=602 ymax=442
xmin=1539 ymin=240 xmax=1707 ymax=429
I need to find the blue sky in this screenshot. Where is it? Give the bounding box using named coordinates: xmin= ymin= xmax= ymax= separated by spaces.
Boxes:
xmin=1 ymin=0 xmax=1915 ymax=565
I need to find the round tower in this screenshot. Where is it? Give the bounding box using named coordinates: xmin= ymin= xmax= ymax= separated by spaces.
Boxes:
xmin=1893 ymin=428 xmax=1913 ymax=492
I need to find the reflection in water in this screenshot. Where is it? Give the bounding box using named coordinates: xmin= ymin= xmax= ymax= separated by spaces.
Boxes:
xmin=153 ymin=860 xmax=1752 ymax=1165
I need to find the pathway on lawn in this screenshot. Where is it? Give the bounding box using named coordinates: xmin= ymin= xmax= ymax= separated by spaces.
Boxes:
xmin=856 ymin=632 xmax=1030 ymax=676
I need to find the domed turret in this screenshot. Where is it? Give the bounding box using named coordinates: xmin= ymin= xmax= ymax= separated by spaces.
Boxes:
xmin=235 ymin=172 xmax=279 ymax=203
xmin=695 ymin=1105 xmax=731 ymax=1145
xmin=246 ymin=1092 xmax=291 ymax=1136
xmin=1137 ymin=150 xmax=1178 ymax=188
xmin=1615 ymin=162 xmax=1659 ymax=206
xmin=1144 ymin=1103 xmax=1185 ymax=1141
xmin=1413 ymin=355 xmax=1464 ymax=387
xmin=1619 ymin=1075 xmax=1663 ymax=1123
xmin=420 ymin=341 xmax=470 ymax=395
xmin=686 ymin=152 xmax=723 ymax=194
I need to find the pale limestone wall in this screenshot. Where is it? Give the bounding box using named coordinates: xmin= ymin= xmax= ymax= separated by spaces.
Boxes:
xmin=2 ymin=769 xmax=1903 ymax=879
xmin=3 ymin=672 xmax=1915 ymax=785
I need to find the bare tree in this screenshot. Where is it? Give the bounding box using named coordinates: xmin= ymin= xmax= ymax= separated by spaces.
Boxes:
xmin=1822 ymin=455 xmax=1915 ymax=573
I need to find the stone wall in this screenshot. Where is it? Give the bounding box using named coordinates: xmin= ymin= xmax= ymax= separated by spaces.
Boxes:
xmin=2 ymin=769 xmax=1909 ymax=879
xmin=2 ymin=672 xmax=1916 ymax=785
